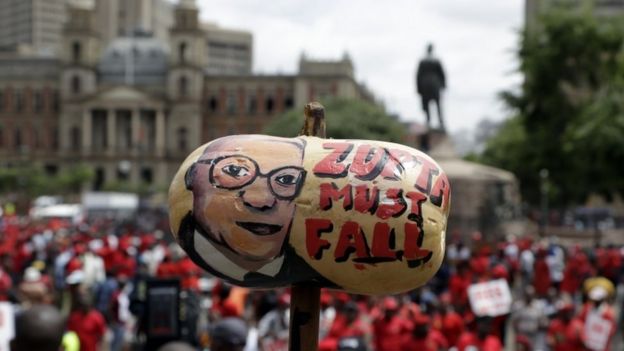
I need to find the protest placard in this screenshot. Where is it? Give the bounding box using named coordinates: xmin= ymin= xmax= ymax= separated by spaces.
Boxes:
xmin=0 ymin=303 xmax=15 ymax=351
xmin=584 ymin=312 xmax=612 ymax=351
xmin=468 ymin=279 xmax=512 ymax=317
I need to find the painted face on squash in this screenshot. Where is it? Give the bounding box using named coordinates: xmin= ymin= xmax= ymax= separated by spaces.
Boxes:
xmin=188 ymin=136 xmax=306 ymax=267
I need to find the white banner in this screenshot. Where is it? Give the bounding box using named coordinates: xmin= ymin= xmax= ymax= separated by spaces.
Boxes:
xmin=467 ymin=279 xmax=512 ymax=317
xmin=0 ymin=303 xmax=15 ymax=351
xmin=584 ymin=312 xmax=612 ymax=351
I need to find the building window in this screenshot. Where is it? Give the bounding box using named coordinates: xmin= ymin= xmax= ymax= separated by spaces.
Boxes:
xmin=179 ymin=42 xmax=187 ymax=63
xmin=94 ymin=168 xmax=105 ymax=191
xmin=32 ymin=129 xmax=39 ymax=149
xmin=52 ymin=128 xmax=59 ymax=150
xmin=285 ymin=96 xmax=294 ymax=109
xmin=179 ymin=76 xmax=188 ymax=97
xmin=246 ymin=94 xmax=257 ymax=115
xmin=70 ymin=126 xmax=81 ymax=150
xmin=34 ymin=91 xmax=43 ymax=113
xmin=71 ymin=75 xmax=81 ymax=94
xmin=44 ymin=164 xmax=58 ymax=176
xmin=141 ymin=167 xmax=153 ymax=184
xmin=265 ymin=96 xmax=275 ymax=114
xmin=14 ymin=128 xmax=22 ymax=149
xmin=208 ymin=96 xmax=218 ymax=113
xmin=226 ymin=92 xmax=236 ymax=115
xmin=177 ymin=127 xmax=188 ymax=151
xmin=15 ymin=91 xmax=24 ymax=113
xmin=72 ymin=41 xmax=81 ymax=62
xmin=52 ymin=91 xmax=60 ymax=112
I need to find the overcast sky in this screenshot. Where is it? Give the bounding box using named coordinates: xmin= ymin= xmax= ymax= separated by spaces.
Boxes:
xmin=196 ymin=0 xmax=525 ymax=133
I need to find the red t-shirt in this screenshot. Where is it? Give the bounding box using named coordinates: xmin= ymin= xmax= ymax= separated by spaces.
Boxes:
xmin=373 ymin=316 xmax=411 ymax=351
xmin=176 ymin=257 xmax=201 ymax=291
xmin=547 ymin=318 xmax=569 ymax=351
xmin=456 ymin=332 xmax=503 ymax=351
xmin=533 ymin=258 xmax=551 ymax=296
xmin=449 ymin=274 xmax=470 ymax=307
xmin=441 ymin=311 xmax=465 ymax=346
xmin=319 ymin=314 xmax=369 ymax=351
xmin=402 ymin=329 xmax=448 ymax=351
xmin=211 ymin=299 xmax=240 ymax=319
xmin=0 ymin=269 xmax=12 ymax=301
xmin=560 ymin=318 xmax=586 ymax=351
xmin=67 ymin=309 xmax=107 ymax=351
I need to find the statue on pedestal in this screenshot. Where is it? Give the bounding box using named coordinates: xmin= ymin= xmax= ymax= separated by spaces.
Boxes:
xmin=416 ymin=43 xmax=446 ymax=132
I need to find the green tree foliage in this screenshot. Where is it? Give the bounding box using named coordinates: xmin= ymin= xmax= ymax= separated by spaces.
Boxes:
xmin=479 ymin=9 xmax=624 ymax=206
xmin=263 ymin=98 xmax=406 ymax=143
xmin=0 ymin=165 xmax=93 ymax=197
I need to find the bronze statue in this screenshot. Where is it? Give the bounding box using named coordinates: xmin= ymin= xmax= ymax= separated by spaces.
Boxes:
xmin=416 ymin=43 xmax=446 ymax=131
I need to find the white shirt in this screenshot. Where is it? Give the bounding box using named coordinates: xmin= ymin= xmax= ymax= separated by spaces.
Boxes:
xmin=193 ymin=231 xmax=284 ymax=282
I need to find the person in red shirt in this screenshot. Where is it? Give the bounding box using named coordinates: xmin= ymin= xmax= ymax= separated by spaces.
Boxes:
xmin=547 ymin=303 xmax=585 ymax=351
xmin=176 ymin=256 xmax=201 ymax=291
xmin=456 ymin=317 xmax=503 ymax=351
xmin=156 ymin=251 xmax=177 ymax=278
xmin=435 ymin=299 xmax=464 ymax=347
xmin=211 ymin=283 xmax=240 ymax=320
xmin=470 ymin=246 xmax=491 ymax=279
xmin=372 ymin=297 xmax=411 ymax=351
xmin=0 ymin=265 xmax=13 ymax=302
xmin=67 ymin=291 xmax=107 ymax=351
xmin=449 ymin=261 xmax=471 ymax=309
xmin=533 ymin=247 xmax=551 ymax=297
xmin=402 ymin=313 xmax=448 ymax=351
xmin=579 ymin=285 xmax=616 ymax=351
xmin=320 ymin=302 xmax=370 ymax=351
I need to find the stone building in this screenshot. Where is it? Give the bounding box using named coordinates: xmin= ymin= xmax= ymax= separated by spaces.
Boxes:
xmin=0 ymin=0 xmax=375 ymax=191
xmin=0 ymin=0 xmax=66 ymax=56
xmin=95 ymin=0 xmax=174 ymax=47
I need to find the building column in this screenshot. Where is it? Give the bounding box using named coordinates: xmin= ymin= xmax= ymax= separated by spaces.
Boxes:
xmin=107 ymin=109 xmax=116 ymax=155
xmin=155 ymin=109 xmax=165 ymax=157
xmin=82 ymin=109 xmax=91 ymax=155
xmin=131 ymin=108 xmax=141 ymax=154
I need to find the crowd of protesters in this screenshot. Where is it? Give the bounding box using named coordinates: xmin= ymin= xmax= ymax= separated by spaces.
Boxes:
xmin=1 ymin=207 xmax=624 ymax=351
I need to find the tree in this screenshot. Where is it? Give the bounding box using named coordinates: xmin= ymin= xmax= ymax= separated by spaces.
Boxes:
xmin=0 ymin=165 xmax=94 ymax=197
xmin=263 ymin=98 xmax=406 ymax=143
xmin=478 ymin=9 xmax=624 ymax=207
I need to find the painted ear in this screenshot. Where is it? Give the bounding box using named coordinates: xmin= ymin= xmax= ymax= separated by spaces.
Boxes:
xmin=185 ymin=163 xmax=197 ymax=191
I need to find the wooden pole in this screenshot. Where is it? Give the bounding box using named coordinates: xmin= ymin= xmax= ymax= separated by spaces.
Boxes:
xmin=289 ymin=102 xmax=326 ymax=351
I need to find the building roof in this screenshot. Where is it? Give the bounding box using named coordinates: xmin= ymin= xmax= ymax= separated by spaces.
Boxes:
xmin=98 ymin=32 xmax=169 ymax=87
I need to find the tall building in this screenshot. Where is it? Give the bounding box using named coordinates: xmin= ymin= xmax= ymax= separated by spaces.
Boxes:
xmin=94 ymin=0 xmax=174 ymax=47
xmin=204 ymin=23 xmax=253 ymax=75
xmin=0 ymin=0 xmax=376 ymax=191
xmin=0 ymin=0 xmax=66 ymax=56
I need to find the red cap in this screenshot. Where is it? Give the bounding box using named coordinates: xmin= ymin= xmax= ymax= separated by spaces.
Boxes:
xmin=412 ymin=313 xmax=430 ymax=326
xmin=439 ymin=292 xmax=452 ymax=305
xmin=335 ymin=292 xmax=350 ymax=304
xmin=320 ymin=292 xmax=332 ymax=307
xmin=492 ymin=264 xmax=508 ymax=279
xmin=279 ymin=293 xmax=291 ymax=306
xmin=383 ymin=297 xmax=398 ymax=311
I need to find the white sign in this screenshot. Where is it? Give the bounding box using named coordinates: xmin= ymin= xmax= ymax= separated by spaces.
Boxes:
xmin=584 ymin=312 xmax=612 ymax=351
xmin=467 ymin=279 xmax=512 ymax=317
xmin=0 ymin=303 xmax=15 ymax=351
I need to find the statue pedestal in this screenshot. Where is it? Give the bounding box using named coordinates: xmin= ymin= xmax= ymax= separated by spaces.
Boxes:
xmin=417 ymin=127 xmax=447 ymax=152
